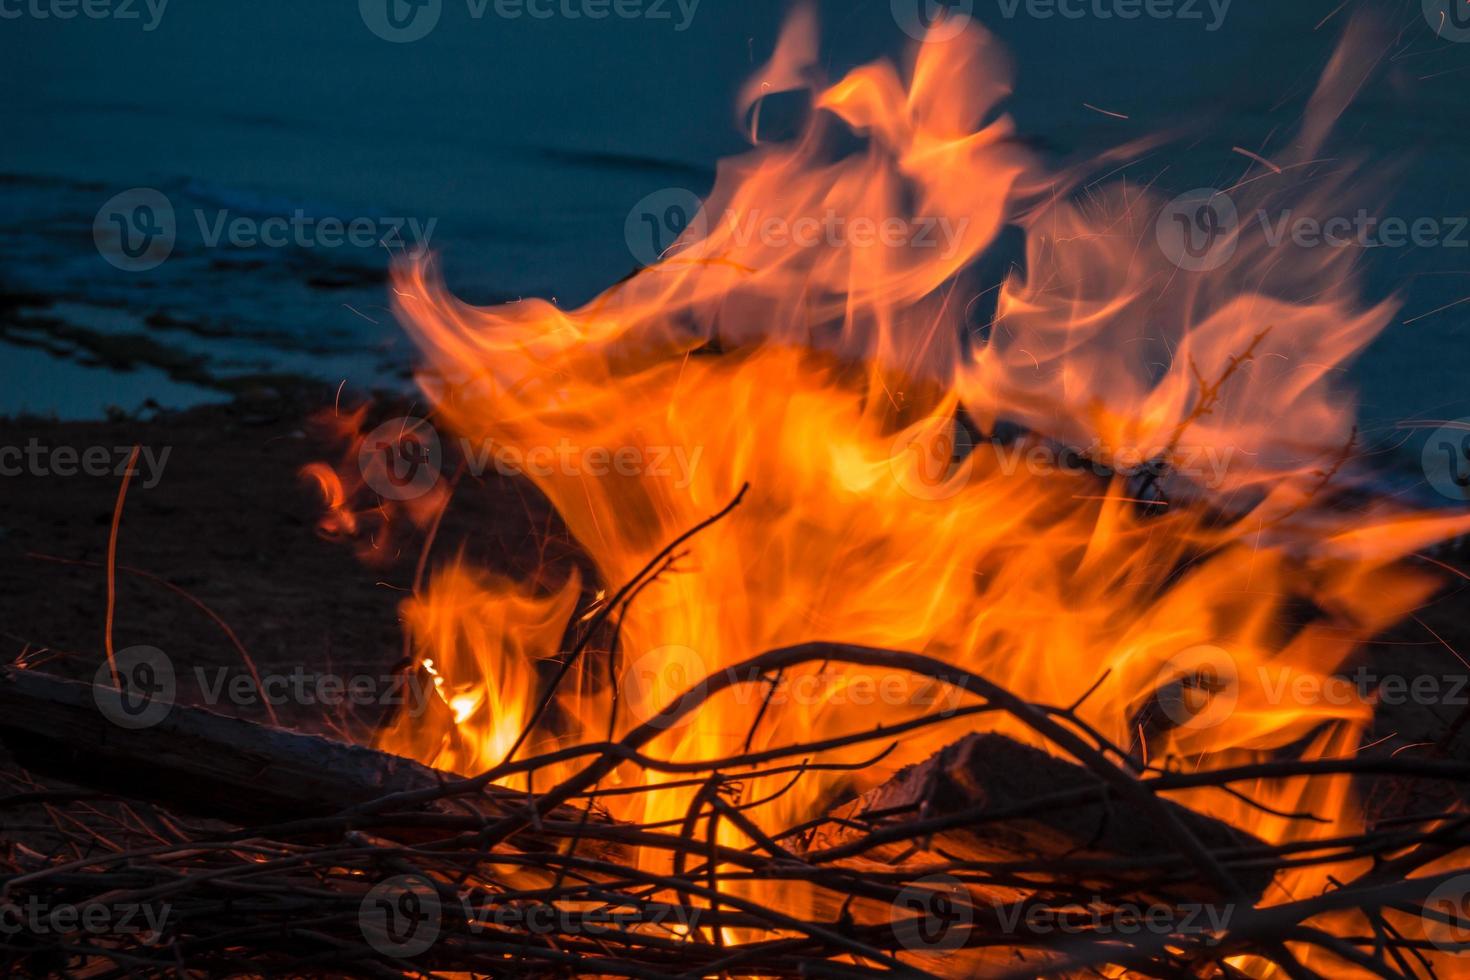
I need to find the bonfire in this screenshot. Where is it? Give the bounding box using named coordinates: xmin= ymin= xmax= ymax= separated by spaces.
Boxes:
xmin=4 ymin=9 xmax=1470 ymax=978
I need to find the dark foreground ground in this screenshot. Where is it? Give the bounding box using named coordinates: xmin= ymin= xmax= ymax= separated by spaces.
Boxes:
xmin=0 ymin=388 xmax=579 ymax=742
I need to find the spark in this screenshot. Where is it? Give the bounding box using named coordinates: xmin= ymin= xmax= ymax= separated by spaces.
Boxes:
xmin=343 ymin=303 xmax=379 ymax=324
xmin=1231 ymin=146 xmax=1283 ymax=175
xmin=1402 ymin=294 xmax=1470 ymax=325
xmin=103 ymin=445 xmax=141 ymax=688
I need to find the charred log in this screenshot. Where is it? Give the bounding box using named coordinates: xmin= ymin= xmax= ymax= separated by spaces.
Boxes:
xmin=807 ymin=732 xmax=1276 ymax=905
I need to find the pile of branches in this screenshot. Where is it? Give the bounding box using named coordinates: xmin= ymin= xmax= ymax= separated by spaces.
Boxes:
xmin=2 ymin=639 xmax=1469 ymax=979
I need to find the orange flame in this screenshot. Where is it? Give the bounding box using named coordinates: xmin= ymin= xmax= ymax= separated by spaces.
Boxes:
xmin=316 ymin=12 xmax=1470 ymax=974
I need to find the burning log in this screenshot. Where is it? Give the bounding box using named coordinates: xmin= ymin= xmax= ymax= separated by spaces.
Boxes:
xmin=0 ymin=666 xmax=621 ymax=857
xmin=807 ymin=732 xmax=1275 ymax=905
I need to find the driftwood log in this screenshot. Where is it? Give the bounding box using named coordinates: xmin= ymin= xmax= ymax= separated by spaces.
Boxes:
xmin=0 ymin=665 xmax=622 ymax=858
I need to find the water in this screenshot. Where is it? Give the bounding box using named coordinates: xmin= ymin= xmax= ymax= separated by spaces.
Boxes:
xmin=1 ymin=0 xmax=1465 ymax=473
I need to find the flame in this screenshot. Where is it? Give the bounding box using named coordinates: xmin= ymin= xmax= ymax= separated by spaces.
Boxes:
xmin=379 ymin=561 xmax=581 ymax=775
xmin=315 ymin=12 xmax=1469 ymax=974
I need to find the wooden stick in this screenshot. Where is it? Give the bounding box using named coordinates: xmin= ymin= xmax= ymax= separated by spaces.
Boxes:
xmin=0 ymin=666 xmax=619 ymax=855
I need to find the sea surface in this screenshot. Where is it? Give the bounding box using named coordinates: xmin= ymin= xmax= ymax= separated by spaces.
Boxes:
xmin=1 ymin=0 xmax=1465 ymax=491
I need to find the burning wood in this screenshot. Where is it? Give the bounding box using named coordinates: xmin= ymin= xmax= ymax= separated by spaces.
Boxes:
xmin=1 ymin=654 xmax=1465 ymax=977
xmin=6 ymin=5 xmax=1470 ymax=977
xmin=806 ymin=732 xmax=1275 ymax=905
